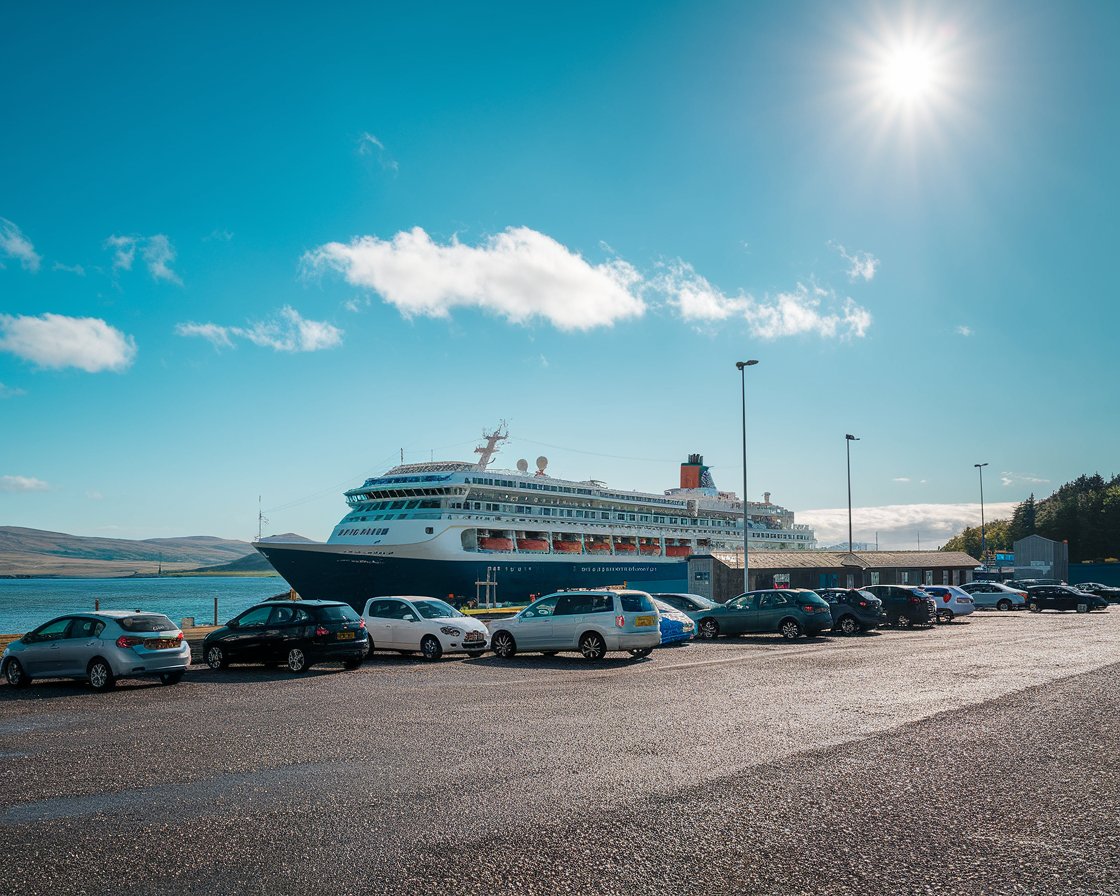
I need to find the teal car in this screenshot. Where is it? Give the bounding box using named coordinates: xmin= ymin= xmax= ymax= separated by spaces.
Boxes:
xmin=651 ymin=593 xmax=721 ymax=626
xmin=693 ymin=588 xmax=832 ymax=640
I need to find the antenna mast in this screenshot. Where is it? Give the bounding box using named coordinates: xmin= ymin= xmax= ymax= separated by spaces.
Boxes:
xmin=474 ymin=421 xmax=509 ymax=470
xmin=257 ymin=496 xmax=269 ymax=542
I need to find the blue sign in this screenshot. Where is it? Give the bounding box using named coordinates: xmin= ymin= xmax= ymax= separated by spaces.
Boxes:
xmin=995 ymin=551 xmax=1014 ymax=563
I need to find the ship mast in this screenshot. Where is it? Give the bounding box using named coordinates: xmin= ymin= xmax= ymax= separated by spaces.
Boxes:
xmin=474 ymin=422 xmax=509 ymax=470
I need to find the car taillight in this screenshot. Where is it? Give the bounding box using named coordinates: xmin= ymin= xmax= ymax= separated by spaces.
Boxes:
xmin=857 ymin=600 xmax=868 ymax=607
xmin=910 ymin=596 xmax=923 ymax=604
xmin=315 ymin=625 xmax=329 ymax=637
xmin=615 ymin=614 xmax=626 ymax=628
xmin=116 ymin=635 xmax=143 ymax=648
xmin=943 ymin=596 xmax=951 ymax=603
xmin=358 ymin=619 xmax=365 ymax=629
xmin=176 ymin=632 xmax=184 ymax=642
xmin=801 ymin=605 xmax=815 ymax=613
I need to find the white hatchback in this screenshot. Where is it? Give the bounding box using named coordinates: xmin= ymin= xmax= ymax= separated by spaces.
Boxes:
xmin=361 ymin=596 xmax=490 ymax=661
xmin=921 ymin=585 xmax=977 ymax=623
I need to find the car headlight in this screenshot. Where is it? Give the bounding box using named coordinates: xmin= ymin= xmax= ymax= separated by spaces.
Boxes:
xmin=440 ymin=627 xmax=462 ymax=636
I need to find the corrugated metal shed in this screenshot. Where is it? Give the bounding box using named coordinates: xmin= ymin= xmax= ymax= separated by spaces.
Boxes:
xmin=710 ymin=550 xmax=979 ymax=570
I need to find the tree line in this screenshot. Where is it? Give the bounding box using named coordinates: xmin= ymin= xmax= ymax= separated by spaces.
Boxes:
xmin=941 ymin=473 xmax=1120 ymax=562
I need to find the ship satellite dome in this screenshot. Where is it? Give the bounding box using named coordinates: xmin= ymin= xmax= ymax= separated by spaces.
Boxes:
xmin=536 ymin=456 xmax=548 ymax=472
xmin=516 ymin=459 xmax=529 ymax=473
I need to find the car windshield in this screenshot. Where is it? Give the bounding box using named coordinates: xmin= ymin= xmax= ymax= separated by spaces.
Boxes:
xmin=315 ymin=605 xmax=361 ymax=622
xmin=412 ymin=600 xmax=463 ymax=619
xmin=117 ymin=614 xmax=177 ymax=632
xmin=619 ymin=593 xmax=653 ymax=613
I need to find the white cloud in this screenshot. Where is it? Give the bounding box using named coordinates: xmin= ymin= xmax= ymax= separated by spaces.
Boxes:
xmin=176 ymin=307 xmax=343 ymax=353
xmin=660 ymin=262 xmax=872 ymax=340
xmin=829 ymin=241 xmax=879 ymax=282
xmin=0 ymin=217 xmax=42 ymax=272
xmin=1000 ymin=471 xmax=1049 ymax=488
xmin=343 ymin=296 xmax=371 ymax=313
xmin=305 ymin=226 xmax=646 ymax=331
xmin=800 ymin=501 xmax=1019 ymax=550
xmin=357 ymin=132 xmax=399 ymax=172
xmin=1 ymin=475 xmax=49 ymax=492
xmin=956 ymin=325 xmax=973 ymax=336
xmin=892 ymin=477 xmax=911 ymax=483
xmin=0 ymin=313 xmax=137 ymax=372
xmin=106 ymin=234 xmax=181 ymax=283
xmin=52 ymin=262 xmax=86 ymax=276
xmin=204 ymin=229 xmax=234 ymax=242
xmin=0 ymin=382 xmax=27 ymax=398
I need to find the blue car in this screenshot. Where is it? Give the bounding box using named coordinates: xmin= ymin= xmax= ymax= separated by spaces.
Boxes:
xmin=651 ymin=597 xmax=695 ymax=645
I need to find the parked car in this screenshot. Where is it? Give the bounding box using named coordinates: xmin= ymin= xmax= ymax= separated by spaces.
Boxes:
xmin=651 ymin=593 xmax=721 ymax=626
xmin=1025 ymin=586 xmax=1109 ymax=614
xmin=1071 ymin=582 xmax=1120 ymax=602
xmin=1010 ymin=578 xmax=1065 ymax=589
xmin=1 ymin=611 xmax=191 ymax=692
xmin=650 ymin=597 xmax=696 ymax=646
xmin=816 ymin=588 xmax=886 ymax=635
xmin=694 ymin=588 xmax=832 ymax=641
xmin=362 ymin=596 xmax=490 ymax=660
xmin=203 ymin=600 xmax=368 ymax=673
xmin=862 ymin=585 xmax=937 ymax=628
xmin=488 ymin=590 xmax=661 ymax=660
xmin=959 ymin=581 xmax=1028 ymax=611
xmin=920 ymin=586 xmax=977 ymax=623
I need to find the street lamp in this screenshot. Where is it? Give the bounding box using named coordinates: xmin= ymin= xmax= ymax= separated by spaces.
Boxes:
xmin=736 ymin=360 xmax=759 ymax=593
xmin=845 ymin=434 xmax=859 ymax=553
xmin=975 ymin=462 xmax=989 ymax=565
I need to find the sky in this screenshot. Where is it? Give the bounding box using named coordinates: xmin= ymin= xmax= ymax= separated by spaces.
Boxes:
xmin=2 ymin=1 xmax=1117 ymax=550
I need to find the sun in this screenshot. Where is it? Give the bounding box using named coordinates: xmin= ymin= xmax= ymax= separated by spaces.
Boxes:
xmin=880 ymin=44 xmax=939 ymax=101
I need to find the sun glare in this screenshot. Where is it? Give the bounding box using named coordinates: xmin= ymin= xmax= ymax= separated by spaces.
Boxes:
xmin=882 ymin=46 xmax=937 ymax=100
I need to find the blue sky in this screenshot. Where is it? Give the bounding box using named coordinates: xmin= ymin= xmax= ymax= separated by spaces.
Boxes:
xmin=2 ymin=1 xmax=1117 ymax=549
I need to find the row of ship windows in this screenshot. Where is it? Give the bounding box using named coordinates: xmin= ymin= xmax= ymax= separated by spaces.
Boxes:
xmin=463 ymin=477 xmax=686 ymax=509
xmin=338 ymin=527 xmax=391 ymax=537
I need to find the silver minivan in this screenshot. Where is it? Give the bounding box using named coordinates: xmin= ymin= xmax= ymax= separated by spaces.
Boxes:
xmin=488 ymin=590 xmax=661 ymax=660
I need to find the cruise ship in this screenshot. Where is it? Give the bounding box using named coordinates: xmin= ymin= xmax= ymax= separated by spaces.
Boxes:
xmin=255 ymin=427 xmax=816 ymax=604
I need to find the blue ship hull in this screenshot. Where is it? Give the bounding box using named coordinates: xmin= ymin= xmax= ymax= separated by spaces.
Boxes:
xmin=255 ymin=544 xmax=689 ymax=608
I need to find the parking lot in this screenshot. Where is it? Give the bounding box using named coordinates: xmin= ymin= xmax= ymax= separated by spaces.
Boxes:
xmin=2 ymin=610 xmax=1119 ymax=895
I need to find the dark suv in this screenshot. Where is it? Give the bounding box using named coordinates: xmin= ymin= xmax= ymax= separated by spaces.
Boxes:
xmin=862 ymin=585 xmax=937 ymax=628
xmin=203 ymin=600 xmax=368 ymax=673
xmin=816 ymin=588 xmax=886 ymax=635
xmin=1025 ymin=586 xmax=1109 ymax=614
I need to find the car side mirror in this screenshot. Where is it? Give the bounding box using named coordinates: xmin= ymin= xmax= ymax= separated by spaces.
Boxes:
xmin=228 ymin=619 xmax=239 ymax=629
xmin=403 ymin=614 xmax=416 ymax=622
xmin=22 ymin=633 xmax=37 ymax=644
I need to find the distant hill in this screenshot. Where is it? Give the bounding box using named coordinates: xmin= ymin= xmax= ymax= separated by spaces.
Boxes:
xmin=0 ymin=526 xmax=307 ymax=578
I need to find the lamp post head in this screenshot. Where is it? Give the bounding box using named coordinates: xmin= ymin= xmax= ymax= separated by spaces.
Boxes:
xmin=735 ymin=359 xmax=759 ymax=370
xmin=845 ymin=434 xmax=859 ymax=441
xmin=974 ymin=462 xmax=988 ymax=469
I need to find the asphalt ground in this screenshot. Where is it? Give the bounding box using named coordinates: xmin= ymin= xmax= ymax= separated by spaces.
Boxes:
xmin=1 ymin=610 xmax=1118 ymax=895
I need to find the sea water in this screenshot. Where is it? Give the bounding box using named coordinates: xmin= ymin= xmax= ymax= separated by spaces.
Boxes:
xmin=0 ymin=577 xmax=287 ymax=633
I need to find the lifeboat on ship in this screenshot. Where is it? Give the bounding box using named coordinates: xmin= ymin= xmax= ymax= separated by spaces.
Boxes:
xmin=612 ymin=537 xmax=637 ymax=554
xmin=665 ymin=540 xmax=692 ymax=558
xmin=552 ymin=536 xmax=582 ymax=554
xmin=516 ymin=532 xmax=549 ymax=552
xmin=638 ymin=539 xmax=661 ymax=556
xmin=478 ymin=532 xmax=514 ymax=552
xmin=585 ymin=538 xmax=611 ymax=554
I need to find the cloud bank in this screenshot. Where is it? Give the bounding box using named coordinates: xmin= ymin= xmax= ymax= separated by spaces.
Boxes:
xmin=1 ymin=475 xmax=50 ymax=492
xmin=176 ymin=306 xmax=343 ymax=353
xmin=0 ymin=217 xmax=42 ymax=272
xmin=306 ymin=226 xmax=874 ymax=338
xmin=0 ymin=313 xmax=137 ymax=372
xmin=799 ymin=501 xmax=1019 ymax=550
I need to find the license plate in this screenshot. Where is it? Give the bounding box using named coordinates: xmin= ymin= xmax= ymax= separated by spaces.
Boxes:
xmin=337 ymin=631 xmax=355 ymax=640
xmin=634 ymin=615 xmax=656 ymax=627
xmin=147 ymin=639 xmax=178 ymax=649
xmin=464 ymin=632 xmax=483 ymax=642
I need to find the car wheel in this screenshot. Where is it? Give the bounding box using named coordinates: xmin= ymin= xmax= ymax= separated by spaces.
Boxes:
xmin=465 ymin=650 xmax=485 ymax=658
xmin=628 ymin=647 xmax=653 ymax=658
xmin=87 ymin=658 xmax=116 ymax=692
xmin=1029 ymin=601 xmax=1041 ymax=613
xmin=286 ymin=647 xmax=310 ymax=673
xmin=1076 ymin=603 xmax=1089 ymax=614
xmin=938 ymin=611 xmax=954 ymax=624
xmin=897 ymin=613 xmax=913 ymax=628
xmin=779 ymin=619 xmax=802 ymax=640
xmin=205 ymin=645 xmax=228 ymax=670
xmin=698 ymin=618 xmax=720 ymax=640
xmin=159 ymin=671 xmax=184 ymax=685
xmin=996 ymin=599 xmax=1012 ymax=611
xmin=491 ymin=631 xmax=517 ymax=658
xmin=4 ymin=659 xmax=30 ymax=688
xmin=579 ymin=632 xmax=607 ymax=660
xmin=420 ymin=635 xmax=443 ymax=662
xmin=366 ymin=635 xmax=376 ymax=657
xmin=838 ymin=616 xmax=861 ymax=636
xmin=342 ymin=657 xmax=363 ymax=670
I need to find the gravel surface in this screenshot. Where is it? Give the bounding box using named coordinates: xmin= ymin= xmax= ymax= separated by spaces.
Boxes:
xmin=1 ymin=610 xmax=1118 ymax=894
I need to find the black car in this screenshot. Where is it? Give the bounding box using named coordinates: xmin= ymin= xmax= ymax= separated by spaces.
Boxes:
xmin=1025 ymin=586 xmax=1109 ymax=614
xmin=862 ymin=585 xmax=937 ymax=628
xmin=1071 ymin=582 xmax=1120 ymax=602
xmin=816 ymin=588 xmax=886 ymax=635
xmin=203 ymin=600 xmax=368 ymax=673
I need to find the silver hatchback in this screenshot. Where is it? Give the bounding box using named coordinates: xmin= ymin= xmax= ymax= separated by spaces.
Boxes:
xmin=1 ymin=611 xmax=192 ymax=691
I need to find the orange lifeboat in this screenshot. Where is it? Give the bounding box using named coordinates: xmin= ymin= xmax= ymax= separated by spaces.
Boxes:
xmin=613 ymin=540 xmax=637 ymax=553
xmin=665 ymin=544 xmax=692 ymax=558
xmin=517 ymin=538 xmax=549 ymax=552
xmin=639 ymin=543 xmax=661 ymax=556
xmin=552 ymin=540 xmax=582 ymax=554
xmin=479 ymin=537 xmax=514 ymax=552
xmin=586 ymin=541 xmax=611 ymax=554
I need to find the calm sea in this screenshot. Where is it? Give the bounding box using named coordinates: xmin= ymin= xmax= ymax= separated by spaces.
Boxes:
xmin=0 ymin=576 xmax=288 ymax=633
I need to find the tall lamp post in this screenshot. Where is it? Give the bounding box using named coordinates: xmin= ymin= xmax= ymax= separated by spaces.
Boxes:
xmin=846 ymin=434 xmax=859 ymax=553
xmin=736 ymin=360 xmax=759 ymax=593
xmin=975 ymin=462 xmax=989 ymax=566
